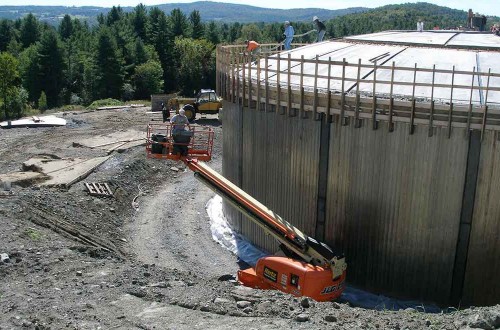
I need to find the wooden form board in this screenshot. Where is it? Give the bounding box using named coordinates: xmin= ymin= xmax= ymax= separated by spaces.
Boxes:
xmin=216 ymin=45 xmax=500 ymax=138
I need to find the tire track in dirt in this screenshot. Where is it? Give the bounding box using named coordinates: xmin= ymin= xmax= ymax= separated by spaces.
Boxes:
xmin=128 ymin=156 xmax=238 ymax=278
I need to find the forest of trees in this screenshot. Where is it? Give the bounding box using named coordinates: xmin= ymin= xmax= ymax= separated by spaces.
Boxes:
xmin=0 ymin=2 xmax=495 ymax=121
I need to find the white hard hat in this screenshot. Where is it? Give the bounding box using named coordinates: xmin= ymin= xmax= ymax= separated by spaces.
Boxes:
xmin=179 ymin=109 xmax=185 ymax=115
xmin=285 ymin=21 xmax=290 ymax=25
xmin=313 ymin=16 xmax=318 ymax=22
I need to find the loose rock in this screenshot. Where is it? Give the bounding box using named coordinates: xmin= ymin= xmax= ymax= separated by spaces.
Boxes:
xmin=295 ymin=313 xmax=309 ymax=322
xmin=237 ymin=300 xmax=252 ymax=309
xmin=300 ymin=297 xmax=310 ymax=308
xmin=325 ymin=315 xmax=337 ymax=322
xmin=1 ymin=253 xmax=10 ymax=263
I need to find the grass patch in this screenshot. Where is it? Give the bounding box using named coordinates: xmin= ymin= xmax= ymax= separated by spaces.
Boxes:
xmin=54 ymin=104 xmax=86 ymax=112
xmin=23 ymin=228 xmax=42 ymax=240
xmin=87 ymin=98 xmax=124 ymax=109
xmin=126 ymin=99 xmax=151 ymax=107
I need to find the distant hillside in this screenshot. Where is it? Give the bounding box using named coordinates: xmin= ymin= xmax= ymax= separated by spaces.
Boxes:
xmin=154 ymin=2 xmax=367 ymax=23
xmin=0 ymin=1 xmax=367 ymax=25
xmin=328 ymin=2 xmax=500 ymax=37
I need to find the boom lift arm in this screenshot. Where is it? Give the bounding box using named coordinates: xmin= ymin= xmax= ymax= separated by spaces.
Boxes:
xmin=146 ymin=123 xmax=347 ymax=301
xmin=186 ymin=159 xmax=347 ymax=280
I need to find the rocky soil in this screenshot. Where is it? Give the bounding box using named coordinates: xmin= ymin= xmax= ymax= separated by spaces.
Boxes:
xmin=0 ymin=107 xmax=499 ymax=329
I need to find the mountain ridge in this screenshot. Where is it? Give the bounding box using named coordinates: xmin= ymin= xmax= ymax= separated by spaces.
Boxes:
xmin=0 ymin=1 xmax=368 ymax=24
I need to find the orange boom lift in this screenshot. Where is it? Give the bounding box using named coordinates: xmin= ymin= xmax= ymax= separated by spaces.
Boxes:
xmin=146 ymin=123 xmax=347 ymax=301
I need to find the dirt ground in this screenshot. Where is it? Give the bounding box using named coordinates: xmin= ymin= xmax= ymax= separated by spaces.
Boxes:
xmin=0 ymin=107 xmax=499 ymax=330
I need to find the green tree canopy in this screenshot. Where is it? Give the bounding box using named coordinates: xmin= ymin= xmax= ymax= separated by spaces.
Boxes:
xmin=0 ymin=20 xmax=14 ymax=52
xmin=174 ymin=38 xmax=215 ymax=95
xmin=133 ymin=60 xmax=163 ymax=99
xmin=0 ymin=52 xmax=20 ymax=119
xmin=189 ymin=10 xmax=204 ymax=39
xmin=240 ymin=24 xmax=262 ymax=42
xmin=59 ymin=14 xmax=73 ymax=40
xmin=37 ymin=28 xmax=65 ymax=108
xmin=132 ymin=4 xmax=148 ymax=40
xmin=20 ymin=13 xmax=40 ymax=49
xmin=95 ymin=27 xmax=123 ymax=99
xmin=18 ymin=44 xmax=40 ymax=103
xmin=169 ymin=8 xmax=188 ymax=38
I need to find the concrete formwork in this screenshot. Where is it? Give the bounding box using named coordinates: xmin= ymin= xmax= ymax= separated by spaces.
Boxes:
xmin=463 ymin=130 xmax=500 ymax=306
xmin=216 ymin=32 xmax=500 ymax=306
xmin=325 ymin=120 xmax=468 ymax=304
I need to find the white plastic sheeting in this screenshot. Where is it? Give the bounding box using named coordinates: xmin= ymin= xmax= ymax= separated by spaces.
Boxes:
xmin=447 ymin=33 xmax=500 ymax=49
xmin=206 ymin=195 xmax=441 ymax=312
xmin=477 ymin=52 xmax=500 ymax=104
xmin=358 ymin=47 xmax=481 ymax=103
xmin=346 ymin=31 xmax=456 ymax=45
xmin=257 ymin=43 xmax=406 ymax=92
xmin=206 ymin=195 xmax=268 ymax=267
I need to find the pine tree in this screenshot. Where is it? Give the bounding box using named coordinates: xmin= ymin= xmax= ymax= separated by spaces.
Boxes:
xmin=189 ymin=10 xmax=204 ymax=40
xmin=0 ymin=20 xmax=13 ymax=52
xmin=132 ymin=4 xmax=148 ymax=40
xmin=20 ymin=13 xmax=40 ymax=49
xmin=169 ymin=8 xmax=188 ymax=38
xmin=95 ymin=27 xmax=123 ymax=99
xmin=148 ymin=9 xmax=175 ymax=92
xmin=59 ymin=14 xmax=73 ymax=40
xmin=0 ymin=52 xmax=20 ymax=119
xmin=38 ymin=90 xmax=47 ymax=111
xmin=37 ymin=29 xmax=65 ymax=108
xmin=18 ymin=44 xmax=41 ymax=103
xmin=106 ymin=6 xmax=123 ymax=26
xmin=134 ymin=38 xmax=148 ymax=65
xmin=205 ymin=21 xmax=219 ymax=45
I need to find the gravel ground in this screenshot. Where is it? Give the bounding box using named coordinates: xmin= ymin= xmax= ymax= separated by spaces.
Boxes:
xmin=0 ymin=107 xmax=499 ymax=329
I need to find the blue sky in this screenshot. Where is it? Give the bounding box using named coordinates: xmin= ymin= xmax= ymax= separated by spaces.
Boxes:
xmin=2 ymin=0 xmax=499 ymax=16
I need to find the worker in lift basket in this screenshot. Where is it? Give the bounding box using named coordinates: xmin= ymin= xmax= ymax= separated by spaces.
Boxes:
xmin=170 ymin=108 xmax=192 ymax=156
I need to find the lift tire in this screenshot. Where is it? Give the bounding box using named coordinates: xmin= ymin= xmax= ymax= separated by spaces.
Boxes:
xmin=183 ymin=105 xmax=196 ymax=122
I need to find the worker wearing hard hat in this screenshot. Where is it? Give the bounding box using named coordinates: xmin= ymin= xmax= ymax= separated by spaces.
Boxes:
xmin=313 ymin=16 xmax=326 ymax=42
xmin=283 ymin=21 xmax=294 ymax=50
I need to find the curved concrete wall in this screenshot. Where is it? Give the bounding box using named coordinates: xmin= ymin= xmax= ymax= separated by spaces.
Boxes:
xmin=222 ymin=99 xmax=500 ymax=306
xmin=217 ymin=37 xmax=500 ymax=306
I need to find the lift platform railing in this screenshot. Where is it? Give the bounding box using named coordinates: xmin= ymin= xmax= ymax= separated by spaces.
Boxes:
xmin=146 ymin=123 xmax=214 ymax=161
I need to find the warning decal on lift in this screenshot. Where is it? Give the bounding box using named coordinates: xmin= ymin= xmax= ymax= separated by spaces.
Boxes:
xmin=263 ymin=266 xmax=278 ymax=283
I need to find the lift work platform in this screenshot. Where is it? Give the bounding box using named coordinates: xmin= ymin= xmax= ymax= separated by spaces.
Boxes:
xmin=146 ymin=124 xmax=347 ymax=301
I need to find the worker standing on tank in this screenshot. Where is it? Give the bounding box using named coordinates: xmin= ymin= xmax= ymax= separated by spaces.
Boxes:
xmin=313 ymin=16 xmax=326 ymax=42
xmin=245 ymin=40 xmax=261 ymax=63
xmin=283 ymin=21 xmax=294 ymax=50
xmin=417 ymin=19 xmax=424 ymax=32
